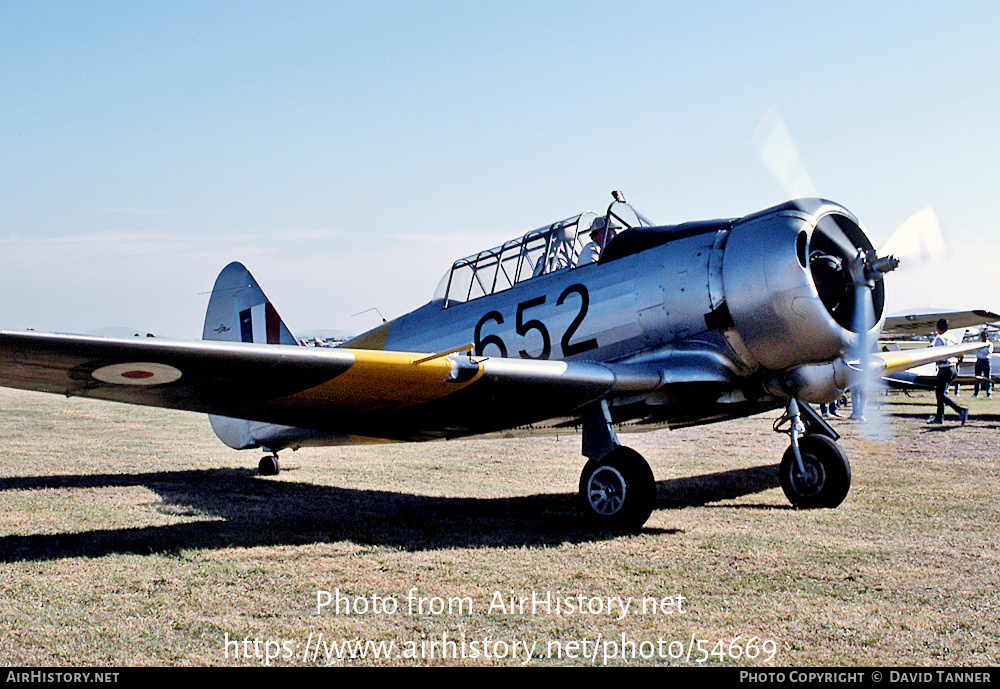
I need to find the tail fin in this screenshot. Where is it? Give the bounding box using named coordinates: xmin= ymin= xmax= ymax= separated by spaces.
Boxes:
xmin=204 ymin=262 xmax=301 ymax=452
xmin=203 ymin=262 xmax=297 ymax=345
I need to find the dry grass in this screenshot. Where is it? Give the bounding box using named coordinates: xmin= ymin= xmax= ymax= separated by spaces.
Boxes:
xmin=0 ymin=387 xmax=997 ymax=666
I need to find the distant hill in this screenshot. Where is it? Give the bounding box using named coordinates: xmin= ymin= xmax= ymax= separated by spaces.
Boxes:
xmin=85 ymin=327 xmax=158 ymax=339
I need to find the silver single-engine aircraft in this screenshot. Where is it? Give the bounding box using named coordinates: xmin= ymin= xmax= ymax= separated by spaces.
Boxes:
xmin=0 ymin=193 xmax=983 ymax=530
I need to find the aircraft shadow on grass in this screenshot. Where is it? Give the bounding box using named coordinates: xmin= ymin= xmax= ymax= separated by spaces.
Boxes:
xmin=0 ymin=464 xmax=779 ymax=562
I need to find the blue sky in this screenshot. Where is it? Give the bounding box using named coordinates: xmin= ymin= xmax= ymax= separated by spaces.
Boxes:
xmin=2 ymin=1 xmax=998 ymax=338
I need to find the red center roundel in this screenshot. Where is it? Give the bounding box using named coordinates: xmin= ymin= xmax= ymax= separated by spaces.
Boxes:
xmin=91 ymin=362 xmax=183 ymax=386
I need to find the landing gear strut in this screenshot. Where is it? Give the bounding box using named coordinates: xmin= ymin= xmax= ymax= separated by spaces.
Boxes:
xmin=258 ymin=453 xmax=280 ymax=476
xmin=775 ymin=399 xmax=851 ymax=508
xmin=577 ymin=399 xmax=655 ymax=530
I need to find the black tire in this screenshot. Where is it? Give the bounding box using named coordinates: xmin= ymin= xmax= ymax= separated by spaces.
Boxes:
xmin=779 ymin=434 xmax=851 ymax=508
xmin=258 ymin=455 xmax=280 ymax=476
xmin=579 ymin=446 xmax=655 ymax=531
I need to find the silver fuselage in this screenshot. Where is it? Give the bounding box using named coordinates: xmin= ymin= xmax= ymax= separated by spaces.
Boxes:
xmin=349 ymin=199 xmax=880 ymax=424
xmin=232 ymin=198 xmax=883 ymax=451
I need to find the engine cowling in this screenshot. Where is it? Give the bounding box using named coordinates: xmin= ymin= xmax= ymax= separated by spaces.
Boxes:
xmin=720 ymin=199 xmax=884 ymax=399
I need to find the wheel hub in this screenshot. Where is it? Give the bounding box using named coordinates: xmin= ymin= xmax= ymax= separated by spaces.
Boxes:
xmin=587 ymin=466 xmax=627 ymax=516
xmin=793 ymin=460 xmax=825 ymax=497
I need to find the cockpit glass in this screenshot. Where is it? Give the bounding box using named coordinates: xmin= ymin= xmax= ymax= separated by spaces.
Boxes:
xmin=436 ymin=199 xmax=652 ymax=307
xmin=608 ymin=201 xmax=652 ymax=230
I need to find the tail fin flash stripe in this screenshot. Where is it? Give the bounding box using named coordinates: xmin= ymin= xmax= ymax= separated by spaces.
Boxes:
xmin=238 ymin=302 xmax=285 ymax=344
xmin=240 ymin=308 xmax=253 ymax=343
xmin=266 ymin=302 xmax=281 ymax=345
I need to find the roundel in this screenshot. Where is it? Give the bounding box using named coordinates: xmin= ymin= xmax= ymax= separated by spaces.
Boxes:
xmin=92 ymin=362 xmax=183 ymax=386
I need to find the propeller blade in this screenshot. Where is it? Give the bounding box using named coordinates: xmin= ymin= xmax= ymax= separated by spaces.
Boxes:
xmin=815 ymin=215 xmax=862 ymax=259
xmin=849 ymin=264 xmax=888 ymax=440
xmin=850 ymin=264 xmax=876 ymax=370
xmin=881 ymin=206 xmax=946 ymax=266
xmin=752 ymin=106 xmax=818 ymax=200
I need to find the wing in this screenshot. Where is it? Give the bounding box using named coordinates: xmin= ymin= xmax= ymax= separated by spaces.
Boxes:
xmin=874 ymin=342 xmax=987 ymax=376
xmin=883 ymin=309 xmax=1000 ymax=336
xmin=0 ymin=330 xmax=662 ymax=443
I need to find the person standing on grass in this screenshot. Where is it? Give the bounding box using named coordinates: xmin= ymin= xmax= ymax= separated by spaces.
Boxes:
xmin=974 ymin=330 xmax=993 ymax=398
xmin=929 ymin=318 xmax=969 ymax=425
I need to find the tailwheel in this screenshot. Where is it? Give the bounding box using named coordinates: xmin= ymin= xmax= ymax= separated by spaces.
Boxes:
xmin=258 ymin=454 xmax=280 ymax=476
xmin=779 ymin=434 xmax=851 ymax=508
xmin=579 ymin=446 xmax=655 ymax=531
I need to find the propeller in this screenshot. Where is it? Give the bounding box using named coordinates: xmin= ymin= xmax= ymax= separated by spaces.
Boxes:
xmin=753 ymin=107 xmax=934 ymax=438
xmin=856 ymin=207 xmax=944 ymax=438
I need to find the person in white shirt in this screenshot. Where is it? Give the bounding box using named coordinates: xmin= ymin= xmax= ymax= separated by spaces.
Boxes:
xmin=930 ymin=318 xmax=969 ymax=424
xmin=974 ymin=330 xmax=994 ymax=398
xmin=579 ymin=217 xmax=616 ymax=265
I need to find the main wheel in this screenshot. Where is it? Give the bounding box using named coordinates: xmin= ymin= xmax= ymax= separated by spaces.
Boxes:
xmin=779 ymin=434 xmax=851 ymax=508
xmin=579 ymin=446 xmax=655 ymax=531
xmin=258 ymin=455 xmax=280 ymax=476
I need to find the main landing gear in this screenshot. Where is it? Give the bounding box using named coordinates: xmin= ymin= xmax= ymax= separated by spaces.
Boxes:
xmin=774 ymin=399 xmax=851 ymax=508
xmin=577 ymin=399 xmax=655 ymax=531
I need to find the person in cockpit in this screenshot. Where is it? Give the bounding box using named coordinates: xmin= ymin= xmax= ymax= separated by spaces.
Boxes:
xmin=579 ymin=216 xmax=616 ymax=265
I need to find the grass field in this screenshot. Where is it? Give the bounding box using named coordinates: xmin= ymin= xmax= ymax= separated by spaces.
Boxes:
xmin=0 ymin=387 xmax=997 ymax=666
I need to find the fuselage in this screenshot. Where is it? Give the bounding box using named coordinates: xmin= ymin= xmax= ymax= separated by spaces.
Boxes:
xmin=376 ymin=225 xmax=723 ymax=366
xmin=216 ymin=198 xmax=887 ymax=452
xmin=339 ymin=198 xmax=885 ymax=430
